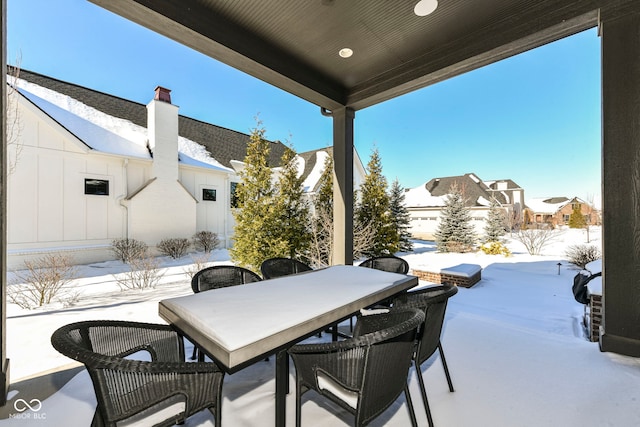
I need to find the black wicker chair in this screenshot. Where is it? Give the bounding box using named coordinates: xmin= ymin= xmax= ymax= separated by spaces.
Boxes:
xmin=355 ymin=255 xmax=410 ymax=329
xmin=358 ymin=255 xmax=410 ymax=274
xmin=191 ymin=265 xmax=262 ymax=359
xmin=260 ymin=257 xmax=313 ymax=279
xmin=51 ymin=320 xmax=225 ymax=427
xmin=288 ymin=308 xmax=425 ymax=427
xmin=392 ymin=284 xmax=458 ymax=426
xmin=191 ymin=265 xmax=262 ymax=293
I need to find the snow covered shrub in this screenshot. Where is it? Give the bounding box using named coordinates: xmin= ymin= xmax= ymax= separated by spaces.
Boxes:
xmin=157 ymin=238 xmax=190 ymax=259
xmin=193 ymin=231 xmax=219 ymax=253
xmin=480 ymin=241 xmax=511 ymax=256
xmin=9 ymin=253 xmax=77 ymax=308
xmin=565 ymin=244 xmax=601 ymax=269
xmin=115 ymin=256 xmax=165 ymax=290
xmin=111 ymin=238 xmax=148 ymax=263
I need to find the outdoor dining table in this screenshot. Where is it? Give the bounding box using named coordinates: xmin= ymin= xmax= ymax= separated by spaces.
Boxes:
xmin=158 ymin=264 xmax=418 ymax=426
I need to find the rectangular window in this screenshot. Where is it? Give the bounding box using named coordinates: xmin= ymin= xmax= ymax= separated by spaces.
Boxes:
xmin=84 ymin=179 xmax=109 ymax=196
xmin=230 ymin=182 xmax=239 ymax=208
xmin=202 ymin=188 xmax=217 ymax=201
xmin=563 ymin=214 xmax=570 ymax=223
xmin=572 ymin=203 xmax=581 ymax=211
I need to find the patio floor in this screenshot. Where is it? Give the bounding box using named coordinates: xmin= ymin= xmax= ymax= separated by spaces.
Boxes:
xmin=1 ymin=306 xmax=639 ymax=427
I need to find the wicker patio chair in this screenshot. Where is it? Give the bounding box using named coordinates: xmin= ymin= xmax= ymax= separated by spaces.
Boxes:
xmin=191 ymin=265 xmax=262 ymax=293
xmin=191 ymin=265 xmax=262 ymax=359
xmin=288 ymin=308 xmax=425 ymax=427
xmin=260 ymin=257 xmax=313 ymax=279
xmin=392 ymin=284 xmax=458 ymax=426
xmin=51 ymin=320 xmax=225 ymax=427
xmin=358 ymin=255 xmax=410 ymax=274
xmin=354 ymin=255 xmax=411 ymax=328
xmin=260 ymin=257 xmax=323 ymax=338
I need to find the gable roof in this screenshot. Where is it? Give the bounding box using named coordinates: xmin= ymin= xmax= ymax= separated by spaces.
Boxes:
xmin=14 ymin=68 xmax=287 ymax=169
xmin=526 ymin=196 xmax=586 ymax=214
xmin=424 ymin=173 xmax=506 ymax=206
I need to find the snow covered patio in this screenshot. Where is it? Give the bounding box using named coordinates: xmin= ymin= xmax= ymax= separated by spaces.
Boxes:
xmin=1 ymin=234 xmax=639 ymax=426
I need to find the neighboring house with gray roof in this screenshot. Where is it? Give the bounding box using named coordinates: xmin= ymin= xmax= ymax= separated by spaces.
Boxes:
xmin=404 ymin=173 xmax=525 ymax=240
xmin=525 ymin=196 xmax=599 ymax=227
xmin=6 ymin=69 xmax=363 ymax=268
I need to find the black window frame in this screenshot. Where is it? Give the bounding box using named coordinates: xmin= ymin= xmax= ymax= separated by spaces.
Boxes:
xmin=84 ymin=178 xmax=109 ymax=196
xmin=202 ymin=188 xmax=217 ymax=201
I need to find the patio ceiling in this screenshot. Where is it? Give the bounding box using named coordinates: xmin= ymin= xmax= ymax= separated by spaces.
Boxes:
xmin=89 ymin=0 xmax=634 ymax=111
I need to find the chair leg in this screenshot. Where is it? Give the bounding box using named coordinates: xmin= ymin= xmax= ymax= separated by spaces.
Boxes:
xmin=437 ymin=342 xmax=454 ymax=392
xmin=415 ymin=360 xmax=434 ymax=427
xmin=295 ymin=383 xmax=303 ymax=427
xmin=405 ymin=384 xmax=418 ymax=427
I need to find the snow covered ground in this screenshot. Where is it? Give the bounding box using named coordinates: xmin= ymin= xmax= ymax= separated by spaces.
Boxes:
xmin=2 ymin=226 xmax=640 ymax=426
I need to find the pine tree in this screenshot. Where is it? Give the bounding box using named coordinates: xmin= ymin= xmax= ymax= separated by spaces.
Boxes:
xmin=434 ymin=183 xmax=476 ymax=252
xmin=308 ymin=155 xmax=334 ymax=266
xmin=230 ymin=120 xmax=287 ymax=271
xmin=568 ymin=204 xmax=587 ymax=229
xmin=483 ymin=197 xmax=507 ymax=243
xmin=389 ymin=178 xmax=413 ymax=252
xmin=273 ymin=145 xmax=311 ymax=260
xmin=356 ymin=148 xmax=395 ymax=256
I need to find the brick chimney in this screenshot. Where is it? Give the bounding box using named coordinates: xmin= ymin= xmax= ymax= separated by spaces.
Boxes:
xmin=147 ymin=86 xmax=179 ymax=181
xmin=154 ymin=86 xmax=172 ymax=103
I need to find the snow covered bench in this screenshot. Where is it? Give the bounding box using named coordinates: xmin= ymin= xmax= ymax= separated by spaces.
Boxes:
xmin=412 ymin=263 xmax=482 ymax=288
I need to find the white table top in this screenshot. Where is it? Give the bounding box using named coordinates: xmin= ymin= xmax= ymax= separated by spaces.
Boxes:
xmin=159 ymin=265 xmax=417 ymax=371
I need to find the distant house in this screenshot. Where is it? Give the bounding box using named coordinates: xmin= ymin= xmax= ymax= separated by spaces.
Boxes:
xmin=404 ymin=173 xmax=525 ymax=240
xmin=6 ymin=69 xmax=364 ymax=268
xmin=525 ymin=196 xmax=599 ymax=227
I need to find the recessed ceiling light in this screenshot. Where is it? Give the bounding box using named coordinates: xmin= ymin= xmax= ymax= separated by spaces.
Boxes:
xmin=414 ymin=0 xmax=438 ymax=16
xmin=339 ymin=48 xmax=353 ymax=58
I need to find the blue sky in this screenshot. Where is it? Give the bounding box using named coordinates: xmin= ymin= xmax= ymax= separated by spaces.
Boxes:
xmin=7 ymin=0 xmax=602 ymax=201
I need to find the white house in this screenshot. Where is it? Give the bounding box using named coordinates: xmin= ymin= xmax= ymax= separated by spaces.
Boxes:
xmin=6 ymin=69 xmax=365 ymax=269
xmin=404 ymin=173 xmax=525 ymax=240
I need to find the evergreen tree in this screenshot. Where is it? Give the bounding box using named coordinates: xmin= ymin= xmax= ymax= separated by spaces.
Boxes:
xmin=309 ymin=155 xmax=334 ymax=266
xmin=230 ymin=121 xmax=287 ymax=271
xmin=389 ymin=178 xmax=413 ymax=252
xmin=568 ymin=204 xmax=587 ymax=228
xmin=483 ymin=197 xmax=507 ymax=243
xmin=434 ymin=184 xmax=476 ymax=252
xmin=356 ymin=148 xmax=395 ymax=256
xmin=273 ymin=145 xmax=311 ymax=259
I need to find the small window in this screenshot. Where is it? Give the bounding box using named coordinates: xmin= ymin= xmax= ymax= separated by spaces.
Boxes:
xmin=230 ymin=182 xmax=239 ymax=208
xmin=85 ymin=179 xmax=109 ymax=196
xmin=202 ymin=188 xmax=217 ymax=201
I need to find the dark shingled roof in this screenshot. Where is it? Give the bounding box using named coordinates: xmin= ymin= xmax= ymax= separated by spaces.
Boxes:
xmin=15 ymin=68 xmax=287 ymax=168
xmin=486 ymin=179 xmax=522 ymax=190
xmin=424 ymin=173 xmax=508 ymax=206
xmin=543 ymin=197 xmax=570 ymax=204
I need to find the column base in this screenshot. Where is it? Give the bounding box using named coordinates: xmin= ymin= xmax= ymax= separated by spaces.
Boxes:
xmin=599 ymin=327 xmax=640 ymax=357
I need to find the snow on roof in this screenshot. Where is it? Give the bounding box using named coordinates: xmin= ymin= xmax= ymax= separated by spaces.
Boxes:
xmin=526 ymin=197 xmax=570 ymax=214
xmin=15 ymin=78 xmax=232 ymax=172
xmin=477 ymin=196 xmax=491 ymax=207
xmin=302 ymin=150 xmax=329 ymax=192
xmin=19 ymin=88 xmax=150 ymax=159
xmin=404 ymin=183 xmax=447 ymax=207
